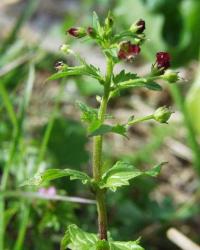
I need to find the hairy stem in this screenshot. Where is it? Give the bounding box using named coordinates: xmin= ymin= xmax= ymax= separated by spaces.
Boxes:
xmin=93 ymin=58 xmax=113 ymax=241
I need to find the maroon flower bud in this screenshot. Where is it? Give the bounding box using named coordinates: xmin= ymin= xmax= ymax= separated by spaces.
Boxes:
xmin=156 ymin=52 xmax=170 ymax=70
xmin=136 ymin=19 xmax=145 ymax=33
xmin=67 ymin=27 xmax=86 ymax=38
xmin=118 ymin=41 xmax=141 ymax=61
xmin=87 ymin=27 xmax=96 ymax=38
xmin=130 ymin=19 xmax=145 ymax=34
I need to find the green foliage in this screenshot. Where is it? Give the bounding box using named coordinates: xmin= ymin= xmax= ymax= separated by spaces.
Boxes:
xmin=99 ymin=161 xmax=164 ymax=191
xmin=61 ymin=224 xmax=144 ymax=250
xmin=0 ymin=7 xmax=182 ymax=250
xmin=89 ymin=124 xmax=127 ymax=137
xmin=21 ymin=169 xmax=91 ymax=186
xmin=61 ymin=224 xmax=98 ymax=250
xmin=48 ymin=64 xmax=103 ymax=82
xmin=113 ymin=70 xmax=138 ymax=85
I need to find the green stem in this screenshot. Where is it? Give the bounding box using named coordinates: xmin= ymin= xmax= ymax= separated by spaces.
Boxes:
xmin=93 ymin=58 xmax=113 ymax=241
xmin=128 ymin=114 xmax=154 ymax=126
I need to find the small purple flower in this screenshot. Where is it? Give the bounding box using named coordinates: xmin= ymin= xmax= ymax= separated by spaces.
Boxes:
xmin=156 ymin=52 xmax=171 ymax=70
xmin=47 ymin=187 xmax=56 ymax=196
xmin=38 ymin=186 xmax=56 ymax=197
xmin=118 ymin=41 xmax=141 ymax=60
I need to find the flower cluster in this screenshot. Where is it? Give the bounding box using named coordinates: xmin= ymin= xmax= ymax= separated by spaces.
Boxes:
xmin=66 ymin=19 xmax=175 ymax=81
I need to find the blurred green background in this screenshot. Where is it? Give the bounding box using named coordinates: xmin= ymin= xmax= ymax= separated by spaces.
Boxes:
xmin=0 ymin=0 xmax=200 ymax=249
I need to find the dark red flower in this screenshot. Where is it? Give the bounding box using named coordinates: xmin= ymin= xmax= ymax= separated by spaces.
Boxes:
xmin=136 ymin=19 xmax=145 ymax=33
xmin=118 ymin=41 xmax=140 ymax=60
xmin=67 ymin=27 xmax=86 ymax=38
xmin=156 ymin=52 xmax=170 ymax=70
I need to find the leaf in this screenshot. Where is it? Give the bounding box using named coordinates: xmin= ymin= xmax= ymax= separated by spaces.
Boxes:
xmin=113 ymin=70 xmax=138 ymax=85
xmin=77 ymin=101 xmax=98 ymax=124
xmin=145 ymin=162 xmax=166 ymax=177
xmin=47 ymin=66 xmax=87 ymax=81
xmin=145 ymin=81 xmax=162 ymax=91
xmin=112 ymin=30 xmax=139 ymax=43
xmin=89 ymin=124 xmax=127 ymax=137
xmin=65 ymin=224 xmax=98 ymax=250
xmin=60 ymin=230 xmax=71 ymax=250
xmin=21 ymin=169 xmax=91 ymax=186
xmin=109 ymin=78 xmax=162 ymax=99
xmin=93 ymin=11 xmax=103 ymax=35
xmin=104 ymin=48 xmax=119 ymax=64
xmin=109 ymin=240 xmax=144 ymax=250
xmin=78 ymin=57 xmax=103 ymax=82
xmin=48 ymin=63 xmax=103 ymax=82
xmin=99 ymin=161 xmax=142 ymax=191
xmin=99 ymin=161 xmax=165 ymax=191
xmin=61 ymin=224 xmax=144 ymax=250
xmin=76 ymin=101 xmax=101 ymax=133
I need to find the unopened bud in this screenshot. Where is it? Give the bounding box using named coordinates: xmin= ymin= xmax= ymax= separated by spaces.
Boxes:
xmin=130 ymin=19 xmax=145 ymax=33
xmin=105 ymin=11 xmax=114 ymax=29
xmin=67 ymin=27 xmax=86 ymax=38
xmin=60 ymin=44 xmax=71 ymax=54
xmin=161 ymin=70 xmax=179 ymax=83
xmin=153 ymin=106 xmax=173 ymax=124
xmin=87 ymin=27 xmax=96 ymax=38
xmin=54 ymin=61 xmax=67 ymax=71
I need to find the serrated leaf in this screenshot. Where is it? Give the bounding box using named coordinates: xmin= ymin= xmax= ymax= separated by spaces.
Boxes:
xmin=104 ymin=48 xmax=119 ymax=64
xmin=48 ymin=63 xmax=103 ymax=82
xmin=99 ymin=161 xmax=142 ymax=191
xmin=47 ymin=66 xmax=87 ymax=81
xmin=99 ymin=161 xmax=164 ymax=191
xmin=145 ymin=81 xmax=162 ymax=91
xmin=145 ymin=162 xmax=166 ymax=177
xmin=68 ymin=224 xmax=98 ymax=250
xmin=109 ymin=80 xmax=162 ymax=99
xmin=21 ymin=169 xmax=91 ymax=186
xmin=109 ymin=240 xmax=144 ymax=250
xmin=112 ymin=30 xmax=139 ymax=43
xmin=78 ymin=57 xmax=103 ymax=82
xmin=93 ymin=11 xmax=103 ymax=36
xmin=89 ymin=124 xmax=127 ymax=137
xmin=77 ymin=101 xmax=98 ymax=124
xmin=61 ymin=224 xmax=144 ymax=250
xmin=113 ymin=70 xmax=138 ymax=84
xmin=60 ymin=230 xmax=71 ymax=250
